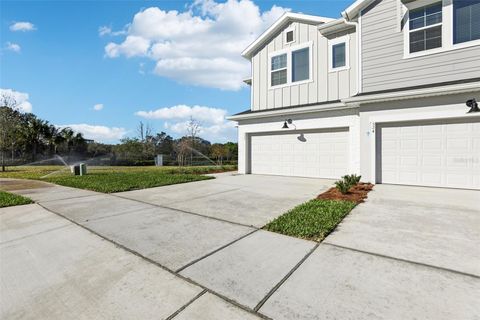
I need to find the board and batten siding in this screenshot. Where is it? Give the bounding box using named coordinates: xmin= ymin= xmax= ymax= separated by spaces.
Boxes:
xmin=361 ymin=0 xmax=480 ymax=93
xmin=251 ymin=22 xmax=357 ymax=111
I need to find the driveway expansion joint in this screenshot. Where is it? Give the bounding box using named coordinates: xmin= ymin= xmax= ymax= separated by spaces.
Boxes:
xmin=165 ymin=289 xmax=207 ymax=320
xmin=112 ymin=193 xmax=259 ymax=229
xmin=163 ymin=187 xmax=245 ymax=206
xmin=175 ymin=229 xmax=259 ymax=273
xmin=36 ymin=202 xmax=273 ymax=320
xmin=254 ymin=241 xmax=321 ymax=312
xmin=323 ymin=242 xmax=480 ymax=279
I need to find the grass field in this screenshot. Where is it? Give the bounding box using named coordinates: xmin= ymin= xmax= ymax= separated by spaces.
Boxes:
xmin=0 ymin=165 xmax=236 ymax=193
xmin=0 ymin=191 xmax=33 ymax=208
xmin=264 ymin=199 xmax=357 ymax=242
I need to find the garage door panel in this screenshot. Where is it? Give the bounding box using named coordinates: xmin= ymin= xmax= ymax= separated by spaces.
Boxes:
xmin=379 ymin=119 xmax=480 ymax=190
xmin=250 ymin=129 xmax=349 ymax=179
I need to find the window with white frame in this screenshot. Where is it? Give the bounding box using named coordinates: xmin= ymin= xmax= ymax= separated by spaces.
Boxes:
xmin=328 ymin=36 xmax=349 ymax=72
xmin=453 ymin=0 xmax=480 ymax=44
xmin=408 ymin=2 xmax=443 ymax=53
xmin=285 ymin=27 xmax=295 ymax=44
xmin=269 ymin=42 xmax=312 ymax=88
xmin=292 ymin=47 xmax=309 ymax=82
xmin=271 ymin=53 xmax=287 ymax=86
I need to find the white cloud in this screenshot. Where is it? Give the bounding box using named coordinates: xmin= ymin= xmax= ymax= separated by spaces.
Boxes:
xmin=57 ymin=124 xmax=127 ymax=142
xmin=0 ymin=88 xmax=32 ymax=113
xmin=135 ymin=104 xmax=236 ymax=142
xmin=98 ymin=26 xmax=112 ymax=36
xmin=93 ymin=103 xmax=104 ymax=111
xmin=10 ymin=21 xmax=36 ymax=32
xmin=104 ymin=0 xmax=289 ymax=90
xmin=98 ymin=25 xmax=128 ymax=37
xmin=6 ymin=42 xmax=21 ymax=53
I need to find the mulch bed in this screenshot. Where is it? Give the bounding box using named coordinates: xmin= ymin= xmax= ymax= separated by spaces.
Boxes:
xmin=317 ymin=183 xmax=374 ymax=204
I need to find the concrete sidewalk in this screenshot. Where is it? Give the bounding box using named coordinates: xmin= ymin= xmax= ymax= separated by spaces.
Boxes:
xmin=2 ymin=176 xmax=479 ymax=319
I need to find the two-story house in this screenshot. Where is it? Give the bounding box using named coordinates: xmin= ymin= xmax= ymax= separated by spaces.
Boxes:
xmin=228 ymin=0 xmax=480 ymax=190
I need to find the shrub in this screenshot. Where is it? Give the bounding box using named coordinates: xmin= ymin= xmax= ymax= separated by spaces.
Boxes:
xmin=342 ymin=174 xmax=361 ymax=187
xmin=335 ymin=180 xmax=351 ymax=194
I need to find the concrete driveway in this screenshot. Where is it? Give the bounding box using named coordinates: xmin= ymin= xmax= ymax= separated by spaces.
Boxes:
xmin=260 ymin=184 xmax=480 ymax=319
xmin=2 ymin=176 xmax=479 ymax=319
xmin=116 ymin=173 xmax=331 ymax=227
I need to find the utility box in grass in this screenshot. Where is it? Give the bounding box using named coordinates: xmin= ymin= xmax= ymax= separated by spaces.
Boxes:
xmin=71 ymin=163 xmax=87 ymax=176
xmin=155 ymin=154 xmax=163 ymax=166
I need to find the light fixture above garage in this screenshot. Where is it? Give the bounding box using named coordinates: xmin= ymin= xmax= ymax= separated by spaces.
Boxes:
xmin=282 ymin=119 xmax=296 ymax=129
xmin=466 ymin=98 xmax=479 ymax=113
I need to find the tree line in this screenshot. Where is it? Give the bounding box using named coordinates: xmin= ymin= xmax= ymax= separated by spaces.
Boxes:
xmin=0 ymin=93 xmax=237 ymax=171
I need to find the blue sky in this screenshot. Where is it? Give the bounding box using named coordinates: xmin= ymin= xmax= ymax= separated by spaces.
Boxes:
xmin=1 ymin=0 xmax=350 ymax=143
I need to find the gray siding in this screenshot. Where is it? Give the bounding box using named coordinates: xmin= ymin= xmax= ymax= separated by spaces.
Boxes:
xmin=361 ymin=0 xmax=480 ymax=93
xmin=251 ymin=22 xmax=357 ymax=111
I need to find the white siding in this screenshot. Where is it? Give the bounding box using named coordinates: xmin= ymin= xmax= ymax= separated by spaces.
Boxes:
xmin=250 ymin=22 xmax=357 ymax=111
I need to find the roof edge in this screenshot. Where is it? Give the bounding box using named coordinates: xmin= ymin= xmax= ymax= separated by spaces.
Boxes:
xmin=342 ymin=0 xmax=376 ymax=20
xmin=241 ymin=12 xmax=334 ymax=59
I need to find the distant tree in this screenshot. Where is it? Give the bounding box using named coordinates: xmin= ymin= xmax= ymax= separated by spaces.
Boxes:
xmin=186 ymin=117 xmax=201 ymax=165
xmin=210 ymin=144 xmax=228 ymax=165
xmin=0 ymin=93 xmax=22 ymax=171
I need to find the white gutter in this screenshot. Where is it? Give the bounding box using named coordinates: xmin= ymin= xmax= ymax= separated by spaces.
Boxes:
xmin=227 ymin=102 xmax=353 ymax=121
xmin=342 ymin=82 xmax=480 ymax=105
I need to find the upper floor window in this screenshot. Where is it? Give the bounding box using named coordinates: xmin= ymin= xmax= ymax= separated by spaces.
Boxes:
xmin=285 ymin=26 xmax=295 ymax=44
xmin=292 ymin=48 xmax=309 ymax=82
xmin=269 ymin=42 xmax=312 ymax=88
xmin=328 ymin=36 xmax=350 ymax=72
xmin=409 ymin=2 xmax=443 ymax=53
xmin=332 ymin=43 xmax=346 ymax=68
xmin=271 ymin=53 xmax=287 ymax=86
xmin=454 ymin=0 xmax=480 ymax=44
xmin=404 ymin=0 xmax=480 ymax=58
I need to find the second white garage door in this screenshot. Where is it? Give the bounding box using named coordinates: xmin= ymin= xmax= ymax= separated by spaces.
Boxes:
xmin=250 ymin=128 xmax=349 ymax=179
xmin=378 ymin=118 xmax=480 ymax=190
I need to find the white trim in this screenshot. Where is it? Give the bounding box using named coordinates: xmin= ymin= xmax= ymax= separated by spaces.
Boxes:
xmin=342 ymin=0 xmax=376 ymax=20
xmin=358 ymin=11 xmax=362 ymax=93
xmin=284 ymin=26 xmax=295 ymax=45
xmin=368 ymin=109 xmax=480 ymax=184
xmin=328 ymin=35 xmax=350 ymax=72
xmin=227 ymin=102 xmax=350 ymax=121
xmin=268 ymin=41 xmax=314 ymax=90
xmin=403 ymin=0 xmax=444 ymax=58
xmin=403 ymin=0 xmax=480 ymax=59
xmin=241 ymin=12 xmax=334 ymax=59
xmin=342 ymin=81 xmax=480 ymax=104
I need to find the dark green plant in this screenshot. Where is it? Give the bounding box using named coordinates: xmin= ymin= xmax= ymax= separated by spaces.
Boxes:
xmin=342 ymin=174 xmax=362 ymax=187
xmin=335 ymin=180 xmax=351 ymax=194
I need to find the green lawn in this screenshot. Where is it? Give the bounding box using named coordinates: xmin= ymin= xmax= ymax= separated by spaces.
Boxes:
xmin=264 ymin=199 xmax=357 ymax=242
xmin=0 ymin=191 xmax=33 ymax=208
xmin=0 ymin=165 xmax=236 ymax=193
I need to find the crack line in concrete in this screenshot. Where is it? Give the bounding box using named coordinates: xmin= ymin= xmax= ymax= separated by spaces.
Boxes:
xmin=165 ymin=289 xmax=207 ymax=320
xmin=253 ymin=242 xmax=321 ymax=312
xmin=175 ymin=229 xmax=259 ymax=273
xmin=36 ymin=203 xmax=273 ymax=320
xmin=323 ymin=242 xmax=480 ymax=280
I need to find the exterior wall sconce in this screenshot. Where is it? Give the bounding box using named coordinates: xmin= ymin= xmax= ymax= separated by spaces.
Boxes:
xmin=282 ymin=119 xmax=296 ymax=129
xmin=467 ymin=98 xmax=479 ymax=113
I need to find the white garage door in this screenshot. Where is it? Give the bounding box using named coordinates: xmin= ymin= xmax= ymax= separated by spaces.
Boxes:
xmin=250 ymin=128 xmax=349 ymax=179
xmin=378 ymin=118 xmax=480 ymax=190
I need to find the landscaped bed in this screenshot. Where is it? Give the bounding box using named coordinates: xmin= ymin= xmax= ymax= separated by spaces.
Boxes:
xmin=0 ymin=165 xmax=236 ymax=193
xmin=0 ymin=190 xmax=33 ymax=208
xmin=264 ymin=175 xmax=374 ymax=242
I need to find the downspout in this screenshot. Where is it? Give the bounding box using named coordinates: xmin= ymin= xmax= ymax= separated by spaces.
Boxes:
xmin=341 ymin=12 xmax=361 ymax=96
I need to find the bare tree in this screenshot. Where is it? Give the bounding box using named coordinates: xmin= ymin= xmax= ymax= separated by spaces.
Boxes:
xmin=0 ymin=93 xmax=19 ymax=171
xmin=186 ymin=117 xmax=201 ymax=165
